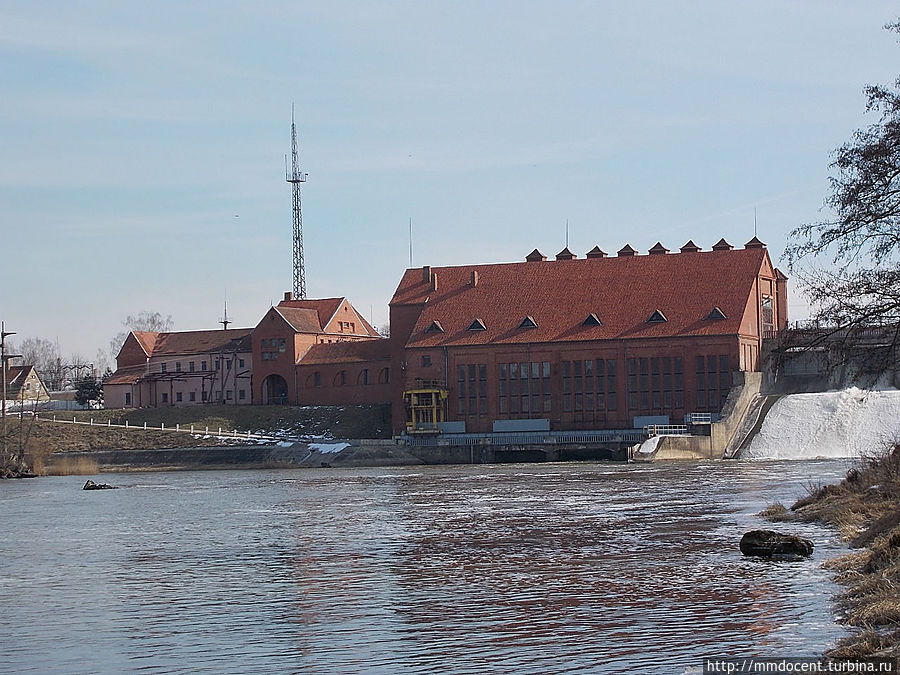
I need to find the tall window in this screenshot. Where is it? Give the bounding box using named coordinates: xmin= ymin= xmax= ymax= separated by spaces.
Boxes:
xmin=500 ymin=361 xmax=550 ymax=417
xmin=695 ymin=355 xmax=730 ymax=411
xmin=761 ymin=296 xmax=774 ymax=335
xmin=457 ymin=364 xmax=487 ymax=416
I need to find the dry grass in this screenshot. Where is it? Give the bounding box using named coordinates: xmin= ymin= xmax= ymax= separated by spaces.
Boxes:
xmin=60 ymin=404 xmax=391 ymax=440
xmin=766 ymin=442 xmax=900 ymax=657
xmin=45 ymin=455 xmax=99 ymax=476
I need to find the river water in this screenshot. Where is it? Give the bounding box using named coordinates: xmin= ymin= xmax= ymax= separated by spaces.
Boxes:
xmin=0 ymin=460 xmax=852 ymax=674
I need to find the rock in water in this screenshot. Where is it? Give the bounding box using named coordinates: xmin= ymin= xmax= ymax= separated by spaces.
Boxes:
xmin=740 ymin=529 xmax=814 ymax=557
xmin=83 ymin=480 xmax=117 ymax=490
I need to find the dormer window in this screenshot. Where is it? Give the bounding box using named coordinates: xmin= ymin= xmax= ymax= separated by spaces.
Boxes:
xmin=519 ymin=316 xmax=537 ymax=329
xmin=468 ymin=318 xmax=486 ymax=331
xmin=647 ymin=309 xmax=668 ymax=323
xmin=582 ymin=313 xmax=602 ymax=327
xmin=425 ymin=320 xmax=444 ymax=333
xmin=707 ymin=307 xmax=727 ymax=320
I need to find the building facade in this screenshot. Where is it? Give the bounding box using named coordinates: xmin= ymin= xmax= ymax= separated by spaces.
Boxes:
xmin=103 ymin=238 xmax=787 ymax=435
xmin=104 ymin=329 xmax=254 ymax=408
xmin=252 ymin=294 xmax=384 ymax=405
xmin=387 ymin=238 xmax=787 ymax=434
xmin=2 ymin=365 xmax=50 ymax=406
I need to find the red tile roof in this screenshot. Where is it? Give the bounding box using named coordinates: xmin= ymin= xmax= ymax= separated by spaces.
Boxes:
xmin=3 ymin=365 xmax=38 ymax=398
xmin=103 ymin=364 xmax=145 ymax=385
xmin=278 ymin=298 xmax=344 ymax=329
xmin=131 ymin=331 xmax=159 ymax=355
xmin=390 ymin=246 xmax=773 ymax=348
xmin=277 ymin=297 xmax=380 ymax=336
xmin=275 ymin=307 xmax=323 ymax=333
xmin=299 ymin=339 xmax=390 ymax=366
xmin=137 ymin=328 xmax=253 ymax=356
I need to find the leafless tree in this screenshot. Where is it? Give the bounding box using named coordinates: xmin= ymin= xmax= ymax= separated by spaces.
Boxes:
xmin=107 ymin=310 xmax=174 ymax=367
xmin=14 ymin=336 xmax=62 ymax=389
xmin=784 ymin=20 xmax=900 ymax=380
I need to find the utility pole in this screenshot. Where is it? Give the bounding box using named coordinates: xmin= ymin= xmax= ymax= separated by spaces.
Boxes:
xmin=1 ymin=322 xmax=22 ymax=468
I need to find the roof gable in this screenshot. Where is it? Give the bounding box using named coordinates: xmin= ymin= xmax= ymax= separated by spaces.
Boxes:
xmin=3 ymin=365 xmax=47 ymax=399
xmin=130 ymin=331 xmax=158 ymax=356
xmin=273 ymin=297 xmax=379 ymax=336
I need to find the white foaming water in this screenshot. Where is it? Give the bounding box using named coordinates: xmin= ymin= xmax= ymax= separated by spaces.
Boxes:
xmin=742 ymin=388 xmax=900 ymax=460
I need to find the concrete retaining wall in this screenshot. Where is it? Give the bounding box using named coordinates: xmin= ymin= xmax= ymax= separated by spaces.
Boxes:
xmin=41 ymin=438 xmax=630 ymax=475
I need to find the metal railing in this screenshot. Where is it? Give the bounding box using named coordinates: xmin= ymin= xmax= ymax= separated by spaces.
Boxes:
xmin=405 ymin=428 xmax=648 ymax=447
xmin=644 ymin=424 xmax=690 ymax=437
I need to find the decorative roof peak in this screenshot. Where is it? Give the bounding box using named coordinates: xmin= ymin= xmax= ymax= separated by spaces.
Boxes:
xmin=712 ymin=238 xmax=733 ymax=251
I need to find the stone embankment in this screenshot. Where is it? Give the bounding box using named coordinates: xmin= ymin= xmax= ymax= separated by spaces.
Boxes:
xmin=40 ymin=436 xmax=631 ymax=474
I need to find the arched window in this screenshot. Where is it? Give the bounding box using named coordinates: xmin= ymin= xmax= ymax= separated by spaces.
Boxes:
xmin=334 ymin=370 xmax=348 ymax=386
xmin=378 ymin=367 xmax=390 ymax=384
xmin=358 ymin=369 xmax=370 ymax=385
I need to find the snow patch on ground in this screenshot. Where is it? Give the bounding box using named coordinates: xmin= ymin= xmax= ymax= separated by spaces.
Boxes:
xmin=308 ymin=442 xmax=350 ymax=454
xmin=742 ymin=388 xmax=900 ymax=460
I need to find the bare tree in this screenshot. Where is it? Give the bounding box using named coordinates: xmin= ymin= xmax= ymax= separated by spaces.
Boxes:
xmin=14 ymin=337 xmax=62 ymax=389
xmin=107 ymin=311 xmax=174 ymax=367
xmin=784 ymin=19 xmax=900 ymax=379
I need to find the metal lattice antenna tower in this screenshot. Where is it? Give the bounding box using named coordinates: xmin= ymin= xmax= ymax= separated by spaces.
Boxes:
xmin=285 ymin=105 xmax=309 ymax=299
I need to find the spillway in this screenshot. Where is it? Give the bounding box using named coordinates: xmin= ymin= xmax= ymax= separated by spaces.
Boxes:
xmin=740 ymin=387 xmax=900 ymax=460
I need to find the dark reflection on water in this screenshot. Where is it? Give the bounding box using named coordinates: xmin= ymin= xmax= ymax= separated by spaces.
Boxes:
xmin=0 ymin=461 xmax=850 ymax=674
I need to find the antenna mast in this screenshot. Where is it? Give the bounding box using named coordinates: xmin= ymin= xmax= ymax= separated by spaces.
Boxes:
xmin=286 ymin=105 xmax=309 ymax=299
xmin=219 ymin=295 xmax=231 ymax=330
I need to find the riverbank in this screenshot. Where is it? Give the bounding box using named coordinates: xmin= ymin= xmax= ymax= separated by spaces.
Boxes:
xmin=0 ymin=404 xmax=391 ymax=477
xmin=764 ymin=441 xmax=900 ymax=657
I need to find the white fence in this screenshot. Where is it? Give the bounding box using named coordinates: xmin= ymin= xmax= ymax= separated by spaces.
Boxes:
xmin=36 ymin=413 xmax=281 ymax=443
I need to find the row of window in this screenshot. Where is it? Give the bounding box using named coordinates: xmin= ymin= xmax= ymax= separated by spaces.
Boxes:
xmin=626 ymin=357 xmax=683 ymax=412
xmin=499 ymin=361 xmax=551 ymax=415
xmin=696 ymin=355 xmax=731 ymax=411
xmin=159 ymin=358 xmax=245 ymax=373
xmin=458 ymin=364 xmax=488 ymax=416
xmin=260 ymin=338 xmax=287 ymax=351
xmin=158 ymin=389 xmax=247 ymax=404
xmin=453 ymin=355 xmax=730 ymax=418
xmin=563 ymin=359 xmax=618 ymax=413
xmin=304 ymin=367 xmax=391 ymax=388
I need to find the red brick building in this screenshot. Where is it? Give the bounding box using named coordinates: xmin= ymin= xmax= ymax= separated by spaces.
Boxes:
xmin=104 ymin=329 xmax=254 ymax=408
xmin=252 ymin=294 xmax=385 ymax=405
xmin=387 ymin=238 xmax=787 ymax=434
xmin=104 ymin=238 xmax=787 ymax=436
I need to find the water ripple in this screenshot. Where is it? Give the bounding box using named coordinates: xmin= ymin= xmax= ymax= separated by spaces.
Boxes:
xmin=0 ymin=460 xmax=851 ymax=673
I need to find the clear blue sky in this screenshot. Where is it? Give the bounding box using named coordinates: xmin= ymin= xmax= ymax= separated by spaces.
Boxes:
xmin=1 ymin=1 xmax=898 ymax=364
